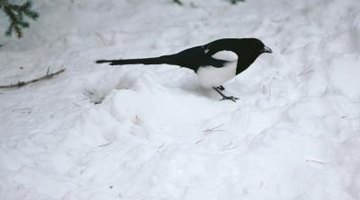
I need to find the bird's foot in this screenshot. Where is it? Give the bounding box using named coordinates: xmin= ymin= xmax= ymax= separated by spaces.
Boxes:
xmin=220 ymin=96 xmax=239 ymax=103
xmin=217 ymin=85 xmax=225 ymax=91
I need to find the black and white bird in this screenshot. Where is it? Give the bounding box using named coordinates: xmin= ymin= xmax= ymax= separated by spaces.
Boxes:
xmin=96 ymin=38 xmax=272 ymax=102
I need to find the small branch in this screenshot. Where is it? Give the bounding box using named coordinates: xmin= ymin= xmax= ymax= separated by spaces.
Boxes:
xmin=195 ymin=124 xmax=225 ymax=144
xmin=305 ymin=159 xmax=327 ymax=166
xmin=98 ymin=142 xmax=112 ymax=148
xmin=203 ymin=124 xmax=225 ymax=133
xmin=0 ymin=68 xmax=65 ymax=89
xmin=298 ymin=69 xmax=314 ymax=76
xmin=46 ymin=66 xmax=50 ymax=75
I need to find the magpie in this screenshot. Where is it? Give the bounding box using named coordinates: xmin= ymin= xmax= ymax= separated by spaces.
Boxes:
xmin=96 ymin=38 xmax=272 ymax=102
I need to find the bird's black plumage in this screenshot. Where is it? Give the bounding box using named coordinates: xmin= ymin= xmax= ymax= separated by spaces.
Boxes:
xmin=96 ymin=38 xmax=272 ymax=102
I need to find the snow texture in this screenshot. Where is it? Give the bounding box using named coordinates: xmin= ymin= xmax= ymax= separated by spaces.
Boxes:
xmin=1 ymin=0 xmax=360 ymax=199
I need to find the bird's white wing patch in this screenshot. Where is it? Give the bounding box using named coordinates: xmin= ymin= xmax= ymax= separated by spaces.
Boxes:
xmin=203 ymin=47 xmax=210 ymax=54
xmin=211 ymin=50 xmax=238 ymax=61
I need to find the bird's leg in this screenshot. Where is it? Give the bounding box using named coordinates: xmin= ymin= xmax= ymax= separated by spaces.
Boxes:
xmin=217 ymin=85 xmax=225 ymax=91
xmin=212 ymin=87 xmax=239 ymax=102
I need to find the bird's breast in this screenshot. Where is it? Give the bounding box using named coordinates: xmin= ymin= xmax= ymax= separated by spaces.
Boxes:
xmin=196 ymin=61 xmax=237 ymax=88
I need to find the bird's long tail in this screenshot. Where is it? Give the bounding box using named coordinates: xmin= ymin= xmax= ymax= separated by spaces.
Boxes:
xmin=96 ymin=55 xmax=174 ymax=66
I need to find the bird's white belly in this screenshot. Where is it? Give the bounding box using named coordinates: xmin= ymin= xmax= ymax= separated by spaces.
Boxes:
xmin=197 ymin=61 xmax=237 ymax=88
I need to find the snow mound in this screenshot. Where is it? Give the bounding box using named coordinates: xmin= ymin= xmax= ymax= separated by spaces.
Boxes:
xmin=1 ymin=0 xmax=360 ymax=199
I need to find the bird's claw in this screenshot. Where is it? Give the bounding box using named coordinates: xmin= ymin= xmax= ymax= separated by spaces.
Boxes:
xmin=217 ymin=86 xmax=225 ymax=91
xmin=220 ymin=96 xmax=239 ymax=102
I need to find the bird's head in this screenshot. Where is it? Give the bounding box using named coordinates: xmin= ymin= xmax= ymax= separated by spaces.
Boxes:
xmin=241 ymin=38 xmax=272 ymax=55
xmin=204 ymin=38 xmax=272 ymax=60
xmin=203 ymin=38 xmax=272 ymax=75
xmin=206 ymin=38 xmax=272 ymax=56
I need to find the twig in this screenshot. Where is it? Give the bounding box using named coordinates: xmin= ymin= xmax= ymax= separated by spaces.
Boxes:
xmin=305 ymin=159 xmax=327 ymax=166
xmin=298 ymin=69 xmax=314 ymax=76
xmin=95 ymin=32 xmax=107 ymax=46
xmin=46 ymin=66 xmax=50 ymax=75
xmin=195 ymin=124 xmax=226 ymax=144
xmin=98 ymin=142 xmax=112 ymax=148
xmin=203 ymin=124 xmax=225 ymax=133
xmin=0 ymin=68 xmax=65 ymax=89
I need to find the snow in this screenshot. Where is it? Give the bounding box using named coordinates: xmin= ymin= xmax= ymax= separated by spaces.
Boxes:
xmin=1 ymin=0 xmax=360 ymax=199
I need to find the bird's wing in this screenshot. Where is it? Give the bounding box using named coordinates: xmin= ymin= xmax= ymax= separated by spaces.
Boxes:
xmin=166 ymin=46 xmax=227 ymax=71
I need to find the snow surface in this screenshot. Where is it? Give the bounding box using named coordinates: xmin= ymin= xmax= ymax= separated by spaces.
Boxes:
xmin=1 ymin=0 xmax=360 ymax=199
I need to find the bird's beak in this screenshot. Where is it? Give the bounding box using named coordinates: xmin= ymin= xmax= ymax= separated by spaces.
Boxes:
xmin=262 ymin=46 xmax=272 ymax=53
